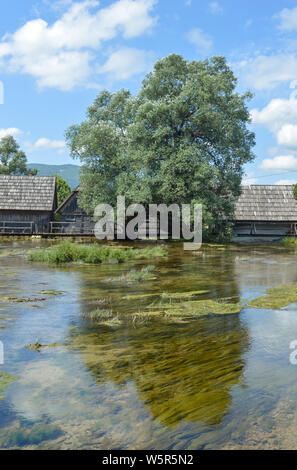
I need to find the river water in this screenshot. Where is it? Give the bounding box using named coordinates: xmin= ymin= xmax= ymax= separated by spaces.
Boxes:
xmin=1 ymin=240 xmax=297 ymax=449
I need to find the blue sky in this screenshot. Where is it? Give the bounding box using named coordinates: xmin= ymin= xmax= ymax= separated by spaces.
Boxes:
xmin=1 ymin=0 xmax=297 ymax=184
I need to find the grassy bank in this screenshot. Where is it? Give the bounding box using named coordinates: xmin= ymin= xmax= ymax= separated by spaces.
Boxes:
xmin=29 ymin=241 xmax=167 ymax=265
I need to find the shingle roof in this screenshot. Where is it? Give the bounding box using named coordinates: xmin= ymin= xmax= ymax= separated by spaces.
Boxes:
xmin=55 ymin=185 xmax=80 ymax=214
xmin=0 ymin=175 xmax=57 ymax=211
xmin=234 ymin=185 xmax=297 ymax=222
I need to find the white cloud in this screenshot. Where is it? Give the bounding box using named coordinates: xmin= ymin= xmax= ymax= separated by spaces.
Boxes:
xmin=277 ymin=124 xmax=297 ymax=148
xmin=251 ymin=90 xmax=297 ymax=152
xmin=25 ymin=137 xmax=66 ymax=154
xmin=259 ymin=155 xmax=297 ymax=171
xmin=0 ymin=128 xmax=23 ymax=139
xmin=238 ymin=54 xmax=297 ymax=90
xmin=98 ymin=47 xmax=154 ymax=80
xmin=186 ymin=28 xmax=213 ymax=53
xmin=275 ymin=179 xmax=297 ymax=185
xmin=34 ymin=138 xmax=66 ymax=150
xmin=209 ymin=2 xmax=223 ymax=15
xmin=251 ymin=95 xmax=297 ymax=133
xmin=0 ymin=0 xmax=157 ymax=90
xmin=276 ymin=7 xmax=297 ymax=31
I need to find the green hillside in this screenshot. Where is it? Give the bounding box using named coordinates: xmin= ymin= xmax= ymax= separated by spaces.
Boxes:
xmin=28 ymin=163 xmax=80 ymax=189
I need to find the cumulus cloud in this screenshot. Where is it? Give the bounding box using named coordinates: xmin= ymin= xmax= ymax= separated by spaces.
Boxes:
xmin=251 ymin=90 xmax=297 ymax=151
xmin=0 ymin=0 xmax=157 ymax=90
xmin=186 ymin=28 xmax=213 ymax=53
xmin=251 ymin=96 xmax=297 ymax=132
xmin=25 ymin=137 xmax=66 ymax=154
xmin=0 ymin=128 xmax=23 ymax=139
xmin=238 ymin=54 xmax=297 ymax=90
xmin=98 ymin=47 xmax=154 ymax=80
xmin=276 ymin=6 xmax=297 ymax=31
xmin=34 ymin=137 xmax=66 ymax=150
xmin=259 ymin=155 xmax=297 ymax=171
xmin=277 ymin=124 xmax=297 ymax=148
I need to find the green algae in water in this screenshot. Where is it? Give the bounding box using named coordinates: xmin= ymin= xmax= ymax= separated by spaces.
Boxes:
xmin=247 ymin=283 xmax=297 ymax=309
xmin=82 ymin=309 xmax=122 ymax=326
xmin=0 ymin=371 xmax=18 ymax=400
xmin=6 ymin=423 xmax=63 ymax=447
xmin=40 ymin=290 xmax=64 ymax=296
xmin=0 ymin=296 xmax=47 ymax=303
xmin=161 ymin=290 xmax=211 ymax=300
xmin=108 ymin=265 xmax=156 ymax=283
xmin=139 ymin=298 xmax=243 ymax=319
xmin=69 ymin=317 xmax=249 ymax=428
xmin=162 ymin=299 xmax=243 ymax=317
xmin=122 ymin=293 xmax=161 ymax=300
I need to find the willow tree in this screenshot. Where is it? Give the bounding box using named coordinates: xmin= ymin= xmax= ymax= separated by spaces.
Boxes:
xmin=66 ymin=54 xmax=255 ymax=241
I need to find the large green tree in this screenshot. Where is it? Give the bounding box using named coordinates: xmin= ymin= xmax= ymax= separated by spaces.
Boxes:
xmin=0 ymin=136 xmax=37 ymax=175
xmin=66 ymin=54 xmax=255 ymax=240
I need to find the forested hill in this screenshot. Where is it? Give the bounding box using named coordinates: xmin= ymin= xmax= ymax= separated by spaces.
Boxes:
xmin=27 ymin=164 xmax=80 ymax=189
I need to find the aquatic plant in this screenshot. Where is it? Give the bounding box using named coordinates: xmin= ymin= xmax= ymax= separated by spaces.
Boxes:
xmin=0 ymin=371 xmax=18 ymax=400
xmin=29 ymin=242 xmax=167 ymax=265
xmin=247 ymin=283 xmax=297 ymax=309
xmin=82 ymin=309 xmax=122 ymax=326
xmin=283 ymin=238 xmax=297 ymax=247
xmin=7 ymin=423 xmax=63 ymax=447
xmin=82 ymin=309 xmax=114 ymax=321
xmin=0 ymin=296 xmax=47 ymax=303
xmin=27 ymin=340 xmax=65 ymax=352
xmin=109 ymin=265 xmax=156 ymax=283
xmin=161 ymin=290 xmax=210 ymax=300
xmin=69 ymin=316 xmax=249 ymax=428
xmin=28 ymin=341 xmax=42 ymax=352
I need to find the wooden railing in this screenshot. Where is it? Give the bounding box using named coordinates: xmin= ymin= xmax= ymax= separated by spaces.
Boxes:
xmin=50 ymin=221 xmax=94 ymax=234
xmin=0 ymin=221 xmax=35 ymax=234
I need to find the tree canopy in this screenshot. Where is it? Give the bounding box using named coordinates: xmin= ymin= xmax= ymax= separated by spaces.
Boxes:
xmin=0 ymin=136 xmax=37 ymax=176
xmin=66 ymin=54 xmax=255 ymax=241
xmin=53 ymin=174 xmax=72 ymax=207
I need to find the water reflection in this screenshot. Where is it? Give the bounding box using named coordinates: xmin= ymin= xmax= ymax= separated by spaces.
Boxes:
xmin=69 ymin=316 xmax=249 ymax=428
xmin=1 ymin=241 xmax=297 ymax=448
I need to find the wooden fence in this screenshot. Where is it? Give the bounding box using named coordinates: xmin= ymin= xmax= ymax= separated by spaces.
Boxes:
xmin=0 ymin=221 xmax=35 ymax=234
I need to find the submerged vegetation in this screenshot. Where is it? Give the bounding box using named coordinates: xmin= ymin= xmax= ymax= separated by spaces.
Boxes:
xmin=247 ymin=283 xmax=297 ymax=309
xmin=27 ymin=341 xmax=64 ymax=352
xmin=29 ymin=242 xmax=167 ymax=265
xmin=0 ymin=371 xmax=18 ymax=400
xmin=3 ymin=423 xmax=63 ymax=447
xmin=146 ymin=299 xmax=243 ymax=319
xmin=82 ymin=309 xmax=122 ymax=326
xmin=108 ymin=265 xmax=156 ymax=283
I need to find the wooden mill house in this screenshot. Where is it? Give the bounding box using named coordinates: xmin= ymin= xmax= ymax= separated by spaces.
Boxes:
xmin=233 ymin=185 xmax=297 ymax=237
xmin=0 ymin=175 xmax=57 ymax=234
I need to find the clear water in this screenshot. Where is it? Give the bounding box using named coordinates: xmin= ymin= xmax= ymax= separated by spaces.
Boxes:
xmin=1 ymin=240 xmax=297 ymax=449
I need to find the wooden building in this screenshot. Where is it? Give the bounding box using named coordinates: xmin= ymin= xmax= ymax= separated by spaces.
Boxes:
xmin=0 ymin=175 xmax=57 ymax=234
xmin=233 ymin=185 xmax=297 ymax=237
xmin=54 ymin=186 xmax=94 ymax=234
